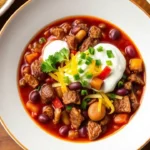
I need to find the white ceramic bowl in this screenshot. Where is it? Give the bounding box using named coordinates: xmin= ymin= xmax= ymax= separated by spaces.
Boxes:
xmin=0 ymin=0 xmax=150 ymax=150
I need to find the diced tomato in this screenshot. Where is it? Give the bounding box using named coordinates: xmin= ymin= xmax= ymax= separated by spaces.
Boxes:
xmin=98 ymin=66 xmax=111 ymax=80
xmin=52 ymin=97 xmax=64 ymax=109
xmin=71 ymin=50 xmax=77 ymax=55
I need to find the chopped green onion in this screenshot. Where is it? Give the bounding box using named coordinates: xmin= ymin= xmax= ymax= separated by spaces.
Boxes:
xmin=96 ymin=59 xmax=101 ymax=66
xmin=107 ymin=93 xmax=123 ymax=100
xmin=85 ymin=98 xmax=91 ymax=102
xmin=78 ymin=68 xmax=84 ymax=74
xmin=64 ymin=76 xmax=70 ymax=84
xmin=106 ymin=50 xmax=114 ymax=58
xmin=81 ymin=80 xmax=88 ymax=87
xmin=39 ymin=37 xmax=46 ymax=44
xmin=83 ymin=94 xmax=102 ymax=101
xmin=117 ymin=81 xmax=124 ymax=88
xmin=80 ymin=53 xmax=86 ymax=59
xmin=74 ymin=74 xmax=80 ymax=80
xmin=78 ymin=60 xmax=83 ymax=65
xmin=97 ymin=46 xmax=104 ymax=52
xmin=36 ymin=85 xmax=41 ymax=91
xmin=81 ymin=90 xmax=88 ymax=96
xmin=86 ymin=73 xmax=93 ymax=79
xmin=66 ymin=105 xmax=72 ymax=111
xmin=106 ymin=60 xmax=113 ymax=66
xmin=81 ymin=100 xmax=88 ymax=110
xmin=88 ymin=47 xmax=95 ymax=55
xmin=85 ymin=56 xmax=93 ymax=65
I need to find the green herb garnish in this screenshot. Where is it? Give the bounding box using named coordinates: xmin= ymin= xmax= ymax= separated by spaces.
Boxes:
xmin=106 ymin=50 xmax=114 ymax=58
xmin=41 ymin=48 xmax=69 ymax=73
xmin=80 ymin=53 xmax=86 ymax=59
xmin=74 ymin=74 xmax=80 ymax=80
xmin=106 ymin=60 xmax=113 ymax=66
xmin=88 ymin=47 xmax=95 ymax=55
xmin=96 ymin=59 xmax=101 ymax=66
xmin=41 ymin=55 xmax=57 ymax=73
xmin=81 ymin=90 xmax=88 ymax=96
xmin=39 ymin=37 xmax=46 ymax=44
xmin=97 ymin=46 xmax=104 ymax=52
xmin=78 ymin=68 xmax=84 ymax=74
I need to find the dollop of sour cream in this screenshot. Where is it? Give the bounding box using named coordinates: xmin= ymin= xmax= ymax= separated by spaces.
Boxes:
xmin=42 ymin=40 xmax=126 ymax=93
xmin=42 ymin=40 xmax=69 ymax=61
xmin=93 ymin=43 xmax=126 ymax=93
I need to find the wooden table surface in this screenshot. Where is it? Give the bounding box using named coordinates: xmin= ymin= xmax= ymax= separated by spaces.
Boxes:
xmin=0 ymin=0 xmax=150 ymax=150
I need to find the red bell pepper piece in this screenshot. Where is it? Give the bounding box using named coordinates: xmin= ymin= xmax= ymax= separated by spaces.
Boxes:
xmin=71 ymin=50 xmax=77 ymax=55
xmin=98 ymin=66 xmax=111 ymax=80
xmin=52 ymin=97 xmax=64 ymax=109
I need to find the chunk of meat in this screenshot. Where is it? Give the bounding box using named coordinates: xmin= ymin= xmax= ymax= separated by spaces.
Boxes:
xmin=53 ymin=108 xmax=62 ymax=124
xmin=130 ymin=91 xmax=139 ymax=112
xmin=42 ymin=105 xmax=54 ymax=119
xmin=19 ymin=78 xmax=26 ymax=87
xmin=31 ymin=60 xmax=46 ymax=81
xmin=62 ymin=90 xmax=80 ymax=104
xmin=128 ymin=73 xmax=144 ymax=85
xmin=68 ymin=130 xmax=79 ymax=139
xmin=72 ymin=19 xmax=83 ymax=26
xmin=87 ymin=121 xmax=102 ymax=141
xmin=114 ymin=96 xmax=131 ymax=113
xmin=66 ymin=35 xmax=78 ymax=50
xmin=77 ymin=23 xmax=88 ymax=32
xmin=124 ymin=81 xmax=132 ymax=90
xmin=100 ymin=115 xmax=110 ymax=126
xmin=89 ymin=26 xmax=102 ymax=38
xmin=70 ymin=107 xmax=84 ymax=129
xmin=50 ymin=27 xmax=65 ymax=39
xmin=40 ymin=84 xmax=55 ymax=104
xmin=79 ymin=37 xmax=99 ymax=52
xmin=24 ymin=73 xmax=39 ymax=88
xmin=60 ymin=22 xmax=71 ymax=33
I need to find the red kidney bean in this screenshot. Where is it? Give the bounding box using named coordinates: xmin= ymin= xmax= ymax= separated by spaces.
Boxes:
xmin=59 ymin=125 xmax=69 ymax=136
xmin=79 ymin=126 xmax=87 ymax=138
xmin=82 ymin=110 xmax=88 ymax=119
xmin=29 ymin=90 xmax=40 ymax=103
xmin=38 ymin=114 xmax=50 ymax=124
xmin=109 ymin=29 xmax=121 ymax=40
xmin=71 ymin=26 xmax=81 ymax=34
xmin=125 ymin=45 xmax=136 ymax=58
xmin=68 ymin=82 xmax=82 ymax=90
xmin=116 ymin=88 xmax=128 ymax=96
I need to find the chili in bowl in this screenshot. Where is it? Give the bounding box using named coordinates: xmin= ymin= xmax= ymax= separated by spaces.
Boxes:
xmin=18 ymin=16 xmax=145 ymax=142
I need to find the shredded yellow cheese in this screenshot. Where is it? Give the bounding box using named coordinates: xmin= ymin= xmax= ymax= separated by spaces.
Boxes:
xmin=100 ymin=92 xmax=115 ymax=114
xmin=88 ymin=60 xmax=96 ymax=73
xmin=55 ymin=67 xmax=68 ymax=93
xmin=98 ymin=98 xmax=102 ymax=112
xmin=70 ymin=55 xmax=78 ymax=75
xmin=49 ymin=73 xmax=59 ymax=81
